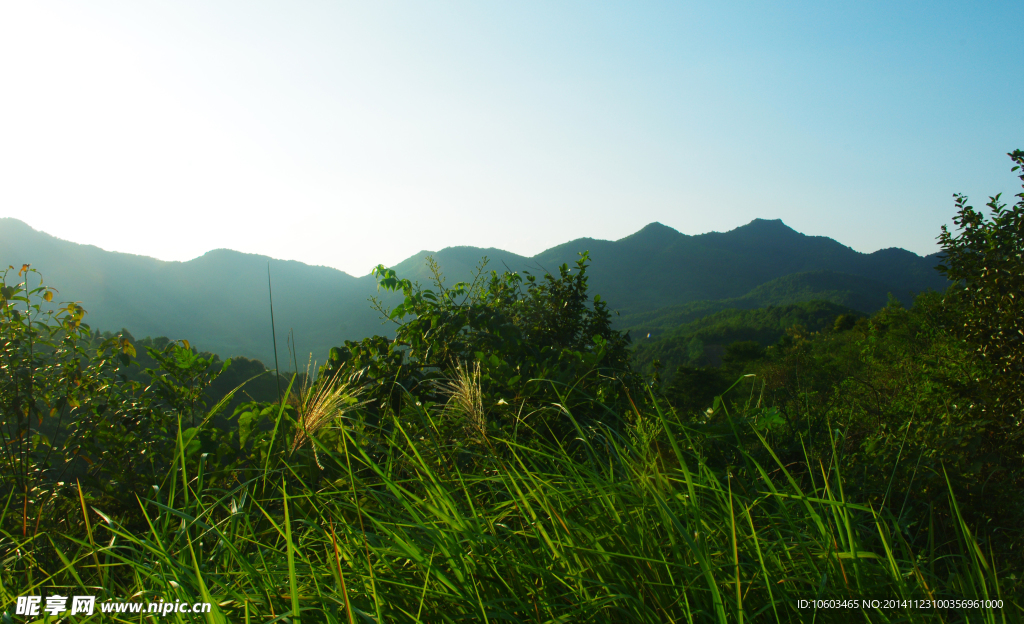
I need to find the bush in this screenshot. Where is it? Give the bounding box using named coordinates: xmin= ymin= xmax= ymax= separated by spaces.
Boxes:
xmin=320 ymin=253 xmax=641 ymax=445
xmin=0 ymin=266 xmax=176 ymax=506
xmin=938 ymin=149 xmax=1024 ymax=425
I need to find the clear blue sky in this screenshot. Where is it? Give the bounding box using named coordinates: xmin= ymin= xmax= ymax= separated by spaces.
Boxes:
xmin=1 ymin=1 xmax=1021 ymax=276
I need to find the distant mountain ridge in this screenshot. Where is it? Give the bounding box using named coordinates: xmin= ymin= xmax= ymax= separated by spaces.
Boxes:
xmin=529 ymin=219 xmax=946 ymax=315
xmin=0 ymin=217 xmax=948 ymax=365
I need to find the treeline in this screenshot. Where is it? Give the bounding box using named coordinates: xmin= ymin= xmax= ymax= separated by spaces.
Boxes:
xmin=630 ymin=300 xmax=863 ymax=378
xmin=615 ymin=268 xmax=914 ymax=338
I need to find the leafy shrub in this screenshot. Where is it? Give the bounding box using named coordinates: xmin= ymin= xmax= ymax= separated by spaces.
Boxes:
xmin=938 ymin=149 xmax=1024 ymax=432
xmin=0 ymin=267 xmax=267 ymax=543
xmin=749 ymin=292 xmax=1022 ymax=563
xmin=319 ymin=253 xmax=641 ymax=446
xmin=0 ymin=266 xmax=176 ymax=506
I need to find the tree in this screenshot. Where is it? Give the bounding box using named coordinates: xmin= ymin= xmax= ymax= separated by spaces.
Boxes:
xmin=0 ymin=267 xmax=171 ymax=516
xmin=686 ymin=337 xmax=705 ymax=365
xmin=937 ymin=149 xmax=1024 ymax=423
xmin=321 ymin=253 xmax=638 ymax=435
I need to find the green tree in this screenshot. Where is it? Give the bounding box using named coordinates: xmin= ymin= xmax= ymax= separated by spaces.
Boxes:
xmin=685 ymin=336 xmax=705 ymax=364
xmin=0 ymin=267 xmax=248 ymax=538
xmin=322 ymin=253 xmax=638 ymax=438
xmin=0 ymin=267 xmax=168 ymax=519
xmin=141 ymin=338 xmax=230 ymax=428
xmin=938 ymin=149 xmax=1024 ymax=424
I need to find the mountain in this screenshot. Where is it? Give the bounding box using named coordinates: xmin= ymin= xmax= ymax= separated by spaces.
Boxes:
xmin=530 ymin=219 xmax=947 ymax=315
xmin=0 ymin=218 xmax=949 ymax=365
xmin=0 ymin=218 xmax=383 ymax=364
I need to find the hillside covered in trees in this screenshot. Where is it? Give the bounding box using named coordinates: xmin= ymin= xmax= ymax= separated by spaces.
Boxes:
xmin=630 ymin=300 xmax=864 ymax=377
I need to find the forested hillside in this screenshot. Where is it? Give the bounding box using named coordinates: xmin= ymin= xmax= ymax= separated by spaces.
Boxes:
xmin=616 ymin=269 xmax=894 ymax=339
xmin=0 ymin=217 xmax=947 ymax=365
xmin=630 ymin=300 xmax=863 ymax=379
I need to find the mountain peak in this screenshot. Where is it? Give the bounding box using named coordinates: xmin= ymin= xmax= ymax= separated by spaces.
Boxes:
xmin=0 ymin=217 xmax=35 ymax=231
xmin=725 ymin=218 xmax=801 ymax=238
xmin=744 ymin=218 xmax=793 ymax=230
xmin=620 ymin=222 xmax=683 ymax=245
xmin=638 ymin=221 xmax=678 ymax=233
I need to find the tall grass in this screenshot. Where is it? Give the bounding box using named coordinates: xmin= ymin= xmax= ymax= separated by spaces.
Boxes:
xmin=1 ymin=382 xmax=1018 ymax=623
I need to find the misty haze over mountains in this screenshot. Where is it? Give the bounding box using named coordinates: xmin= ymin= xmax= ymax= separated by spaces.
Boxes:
xmin=0 ymin=217 xmax=948 ymax=366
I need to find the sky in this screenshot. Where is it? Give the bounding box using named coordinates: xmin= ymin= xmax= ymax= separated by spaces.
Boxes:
xmin=1 ymin=1 xmax=1021 ymax=277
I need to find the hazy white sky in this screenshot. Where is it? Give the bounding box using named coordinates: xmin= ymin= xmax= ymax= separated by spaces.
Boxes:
xmin=2 ymin=1 xmax=1021 ymax=276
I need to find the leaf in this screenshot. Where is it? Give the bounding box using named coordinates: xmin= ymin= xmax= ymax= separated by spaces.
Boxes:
xmin=182 ymin=427 xmax=202 ymax=457
xmin=238 ymin=411 xmax=256 ymax=447
xmin=91 ymin=506 xmax=113 ymax=526
xmin=119 ymin=338 xmax=136 ymax=358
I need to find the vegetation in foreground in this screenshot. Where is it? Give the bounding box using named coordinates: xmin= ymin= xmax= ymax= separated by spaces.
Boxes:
xmin=1 ymin=150 xmax=1022 ymax=622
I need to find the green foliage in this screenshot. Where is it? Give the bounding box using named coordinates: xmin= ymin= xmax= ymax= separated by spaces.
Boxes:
xmin=0 ymin=268 xmax=282 ymax=542
xmin=721 ymin=339 xmax=764 ymax=369
xmin=938 ymin=149 xmax=1024 ymax=424
xmin=662 ymin=341 xmax=768 ymax=417
xmin=663 ymin=365 xmax=729 ymax=416
xmin=0 ymin=265 xmax=178 ymax=503
xmin=100 ymin=332 xmax=284 ymax=420
xmin=617 ymin=269 xmax=906 ymax=338
xmin=833 ymin=313 xmax=858 ymax=332
xmin=141 ymin=338 xmax=230 ymax=427
xmin=747 ymin=293 xmax=1021 ymax=563
xmin=321 ymin=253 xmax=639 ymax=441
xmin=2 ymin=373 xmax=1015 ymax=622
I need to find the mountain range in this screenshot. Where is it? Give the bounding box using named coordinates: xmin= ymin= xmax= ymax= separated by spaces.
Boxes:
xmin=0 ymin=217 xmax=949 ymax=366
